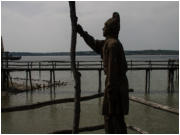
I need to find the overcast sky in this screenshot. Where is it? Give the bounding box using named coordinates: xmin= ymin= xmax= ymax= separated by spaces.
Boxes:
xmin=1 ymin=1 xmax=179 ymax=52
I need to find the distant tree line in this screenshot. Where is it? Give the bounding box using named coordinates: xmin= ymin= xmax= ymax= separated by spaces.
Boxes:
xmin=9 ymin=50 xmax=178 ymax=56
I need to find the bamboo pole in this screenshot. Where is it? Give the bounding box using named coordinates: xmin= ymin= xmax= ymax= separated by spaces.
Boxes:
xmin=69 ymin=2 xmax=81 ymax=133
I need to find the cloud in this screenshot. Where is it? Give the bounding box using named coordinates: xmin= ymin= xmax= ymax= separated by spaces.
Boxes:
xmin=1 ymin=1 xmax=179 ymax=52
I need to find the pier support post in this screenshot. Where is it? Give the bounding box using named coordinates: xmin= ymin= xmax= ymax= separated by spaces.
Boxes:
xmin=29 ymin=70 xmax=33 ymax=90
xmin=145 ymin=70 xmax=148 ymax=93
xmin=145 ymin=69 xmax=150 ymax=93
xmin=53 ymin=71 xmax=55 ymax=86
xmin=168 ymin=69 xmax=174 ymax=93
xmin=39 ymin=62 xmax=41 ymax=79
xmin=50 ymin=70 xmax=52 ymax=86
xmin=148 ymin=69 xmax=150 ymax=93
xmin=5 ymin=52 xmax=9 ymax=90
xmin=52 ymin=62 xmax=56 ymax=86
xmin=98 ymin=69 xmax=102 ymax=93
xmin=26 ymin=70 xmax=28 ymax=90
xmin=168 ymin=60 xmax=175 ymax=93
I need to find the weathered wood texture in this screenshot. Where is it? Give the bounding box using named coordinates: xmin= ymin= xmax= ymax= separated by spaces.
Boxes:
xmin=69 ymin=1 xmax=81 ymax=133
xmin=130 ymin=96 xmax=178 ymax=114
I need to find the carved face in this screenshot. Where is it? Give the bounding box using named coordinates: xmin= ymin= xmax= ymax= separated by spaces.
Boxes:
xmin=102 ymin=12 xmax=120 ymax=38
xmin=103 ymin=17 xmax=119 ymax=38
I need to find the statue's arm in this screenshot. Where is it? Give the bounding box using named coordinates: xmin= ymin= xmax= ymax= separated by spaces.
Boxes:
xmin=77 ymin=25 xmax=104 ymax=55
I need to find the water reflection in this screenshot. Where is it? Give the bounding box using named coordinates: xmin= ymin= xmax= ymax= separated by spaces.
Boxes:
xmin=50 ymin=86 xmax=56 ymax=100
xmin=25 ymin=91 xmax=33 ymax=104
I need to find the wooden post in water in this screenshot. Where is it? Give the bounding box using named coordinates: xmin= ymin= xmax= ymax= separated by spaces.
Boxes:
xmin=26 ymin=70 xmax=28 ymax=90
xmin=167 ymin=60 xmax=170 ymax=92
xmin=53 ymin=71 xmax=55 ymax=86
xmin=5 ymin=52 xmax=9 ymax=89
xmin=171 ymin=69 xmax=174 ymax=92
xmin=29 ymin=70 xmax=33 ymax=90
xmin=145 ymin=69 xmax=150 ymax=93
xmin=26 ymin=63 xmax=29 ymax=90
xmin=147 ymin=61 xmax=151 ymax=93
xmin=167 ymin=59 xmax=175 ymax=93
xmin=69 ymin=2 xmax=81 ymax=133
xmin=39 ymin=62 xmax=41 ymax=79
xmin=52 ymin=62 xmax=56 ymax=86
xmin=148 ymin=69 xmax=150 ymax=93
xmin=98 ymin=69 xmax=102 ymax=93
xmin=50 ymin=70 xmax=52 ymax=86
xmin=168 ymin=69 xmax=170 ymax=93
xmin=171 ymin=60 xmax=174 ymax=92
xmin=145 ymin=69 xmax=148 ymax=93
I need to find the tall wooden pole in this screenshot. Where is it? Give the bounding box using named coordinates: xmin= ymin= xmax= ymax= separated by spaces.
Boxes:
xmin=69 ymin=2 xmax=81 ymax=134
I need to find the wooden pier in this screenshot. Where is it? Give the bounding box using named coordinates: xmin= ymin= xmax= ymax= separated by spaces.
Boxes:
xmin=1 ymin=59 xmax=179 ymax=93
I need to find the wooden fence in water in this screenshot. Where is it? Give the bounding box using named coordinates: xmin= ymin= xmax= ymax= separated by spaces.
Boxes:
xmin=2 ymin=59 xmax=179 ymax=92
xmin=1 ymin=59 xmax=179 ymax=133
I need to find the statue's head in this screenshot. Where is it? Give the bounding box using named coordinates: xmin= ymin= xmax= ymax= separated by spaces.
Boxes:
xmin=103 ymin=12 xmax=120 ymax=38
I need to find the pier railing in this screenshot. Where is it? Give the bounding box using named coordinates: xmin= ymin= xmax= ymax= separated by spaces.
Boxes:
xmin=2 ymin=59 xmax=179 ymax=92
xmin=2 ymin=59 xmax=179 ymax=69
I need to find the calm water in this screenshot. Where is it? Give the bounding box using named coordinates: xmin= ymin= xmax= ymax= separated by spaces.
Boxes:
xmin=1 ymin=55 xmax=179 ymax=134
